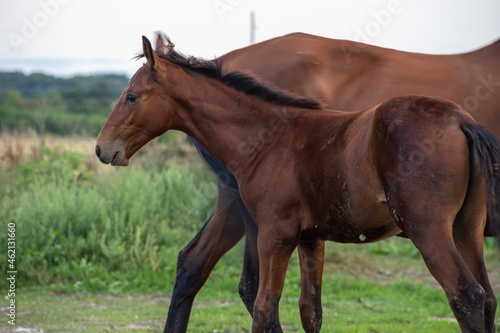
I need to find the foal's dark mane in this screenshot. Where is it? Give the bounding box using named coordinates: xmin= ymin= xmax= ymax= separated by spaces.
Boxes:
xmin=137 ymin=37 xmax=321 ymax=110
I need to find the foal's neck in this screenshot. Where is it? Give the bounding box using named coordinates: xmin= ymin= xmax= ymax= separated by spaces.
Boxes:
xmin=168 ymin=67 xmax=304 ymax=176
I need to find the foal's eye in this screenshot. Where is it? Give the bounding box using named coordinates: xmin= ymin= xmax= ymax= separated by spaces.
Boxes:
xmin=125 ymin=94 xmax=138 ymax=104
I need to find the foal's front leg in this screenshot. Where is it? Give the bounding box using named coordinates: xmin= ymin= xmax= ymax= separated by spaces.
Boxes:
xmin=252 ymin=224 xmax=299 ymax=333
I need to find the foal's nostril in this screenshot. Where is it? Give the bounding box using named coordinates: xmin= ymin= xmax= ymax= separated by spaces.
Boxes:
xmin=95 ymin=145 xmax=101 ymax=157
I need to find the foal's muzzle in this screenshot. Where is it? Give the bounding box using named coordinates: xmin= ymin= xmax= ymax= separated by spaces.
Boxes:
xmin=95 ymin=144 xmax=128 ymax=166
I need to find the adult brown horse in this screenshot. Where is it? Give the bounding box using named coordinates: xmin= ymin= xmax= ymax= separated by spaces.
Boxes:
xmin=96 ymin=36 xmax=500 ymax=333
xmin=155 ymin=32 xmax=500 ymax=332
xmin=221 ymin=32 xmax=500 ymax=134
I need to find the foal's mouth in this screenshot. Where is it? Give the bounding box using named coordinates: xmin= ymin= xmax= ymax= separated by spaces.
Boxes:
xmin=110 ymin=151 xmax=121 ymax=166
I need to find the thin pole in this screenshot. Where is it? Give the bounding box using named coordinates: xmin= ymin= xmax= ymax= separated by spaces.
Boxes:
xmin=250 ymin=11 xmax=256 ymax=44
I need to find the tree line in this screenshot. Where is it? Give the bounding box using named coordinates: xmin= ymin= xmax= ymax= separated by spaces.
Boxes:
xmin=0 ymin=71 xmax=129 ymax=136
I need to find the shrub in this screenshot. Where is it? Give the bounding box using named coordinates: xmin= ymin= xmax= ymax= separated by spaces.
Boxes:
xmin=0 ymin=147 xmax=217 ymax=292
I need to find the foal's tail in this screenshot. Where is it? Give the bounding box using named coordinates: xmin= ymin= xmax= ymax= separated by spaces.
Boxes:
xmin=461 ymin=123 xmax=500 ymax=237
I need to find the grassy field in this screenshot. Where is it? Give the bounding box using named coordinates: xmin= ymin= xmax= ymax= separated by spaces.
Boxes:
xmin=3 ymin=242 xmax=500 ymax=332
xmin=1 ymin=133 xmax=500 ymax=332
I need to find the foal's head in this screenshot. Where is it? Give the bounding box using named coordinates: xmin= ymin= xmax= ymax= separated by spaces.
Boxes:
xmin=95 ymin=36 xmax=176 ymax=166
xmin=96 ymin=35 xmax=320 ymax=166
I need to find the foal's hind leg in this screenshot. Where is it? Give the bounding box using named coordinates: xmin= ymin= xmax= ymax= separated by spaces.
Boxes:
xmin=454 ymin=222 xmax=497 ymax=333
xmin=387 ymin=183 xmax=489 ymax=331
xmin=453 ymin=181 xmax=496 ymax=332
xmin=397 ymin=211 xmax=488 ymax=333
xmin=387 ymin=188 xmax=491 ymax=333
xmin=379 ymin=118 xmax=494 ymax=332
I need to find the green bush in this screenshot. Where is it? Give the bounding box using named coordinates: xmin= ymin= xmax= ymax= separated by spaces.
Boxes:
xmin=15 ymin=147 xmax=93 ymax=188
xmin=0 ymin=148 xmax=217 ymax=292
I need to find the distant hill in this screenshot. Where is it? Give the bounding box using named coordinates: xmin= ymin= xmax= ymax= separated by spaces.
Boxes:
xmin=0 ymin=71 xmax=130 ymax=135
xmin=0 ymin=71 xmax=129 ymax=98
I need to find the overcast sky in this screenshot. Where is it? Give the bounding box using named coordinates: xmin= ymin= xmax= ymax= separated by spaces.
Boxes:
xmin=1 ymin=0 xmax=499 ymax=77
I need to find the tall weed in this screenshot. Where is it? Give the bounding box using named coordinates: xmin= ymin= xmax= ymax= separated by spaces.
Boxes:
xmin=0 ymin=146 xmax=217 ymax=291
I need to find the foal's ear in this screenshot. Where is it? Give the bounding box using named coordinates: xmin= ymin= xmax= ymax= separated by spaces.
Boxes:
xmin=142 ymin=36 xmax=156 ymax=69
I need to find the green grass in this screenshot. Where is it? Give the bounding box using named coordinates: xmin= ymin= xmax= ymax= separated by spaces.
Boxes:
xmin=4 ymin=239 xmax=498 ymax=332
xmin=1 ymin=249 xmax=469 ymax=332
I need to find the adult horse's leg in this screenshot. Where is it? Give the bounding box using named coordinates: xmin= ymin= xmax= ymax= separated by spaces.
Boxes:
xmin=164 ymin=182 xmax=286 ymax=333
xmin=164 ymin=184 xmax=246 ymax=333
xmin=166 ymin=138 xmax=264 ymax=330
xmin=297 ymin=241 xmax=324 ymax=333
xmin=238 ymin=205 xmax=260 ymax=314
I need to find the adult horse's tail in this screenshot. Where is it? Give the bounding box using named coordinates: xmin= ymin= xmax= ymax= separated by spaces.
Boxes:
xmin=461 ymin=123 xmax=500 ymax=237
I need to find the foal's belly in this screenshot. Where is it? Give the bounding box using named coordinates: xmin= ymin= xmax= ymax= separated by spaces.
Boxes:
xmin=302 ymin=200 xmax=402 ymax=244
